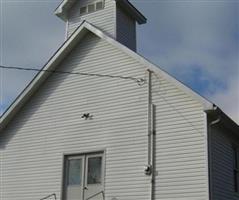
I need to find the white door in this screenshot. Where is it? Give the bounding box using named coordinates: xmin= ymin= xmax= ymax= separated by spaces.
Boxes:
xmin=66 ymin=156 xmax=84 ymax=200
xmin=65 ymin=153 xmax=104 ymax=200
xmin=84 ymin=154 xmax=104 ymax=200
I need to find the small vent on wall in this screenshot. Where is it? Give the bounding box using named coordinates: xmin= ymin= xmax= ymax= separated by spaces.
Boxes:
xmin=88 ymin=4 xmax=95 ymax=13
xmin=80 ymin=1 xmax=105 ymax=16
xmin=96 ymin=2 xmax=104 ymax=10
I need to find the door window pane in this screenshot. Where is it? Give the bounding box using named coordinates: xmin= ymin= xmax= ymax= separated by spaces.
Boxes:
xmin=68 ymin=159 xmax=82 ymax=185
xmin=87 ymin=157 xmax=102 ymax=184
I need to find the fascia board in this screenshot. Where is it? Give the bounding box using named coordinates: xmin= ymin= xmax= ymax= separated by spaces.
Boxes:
xmin=86 ymin=22 xmax=214 ymax=111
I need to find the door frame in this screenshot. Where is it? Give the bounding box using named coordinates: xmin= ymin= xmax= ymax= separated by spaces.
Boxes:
xmin=61 ymin=150 xmax=106 ymax=200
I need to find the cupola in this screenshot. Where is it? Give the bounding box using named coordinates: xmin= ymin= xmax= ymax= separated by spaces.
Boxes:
xmin=55 ymin=0 xmax=147 ymax=51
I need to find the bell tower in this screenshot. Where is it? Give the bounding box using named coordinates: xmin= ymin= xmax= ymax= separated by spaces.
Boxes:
xmin=55 ymin=0 xmax=147 ymax=51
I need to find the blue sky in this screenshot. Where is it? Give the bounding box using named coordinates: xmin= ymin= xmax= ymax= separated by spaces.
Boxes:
xmin=0 ymin=0 xmax=238 ymax=123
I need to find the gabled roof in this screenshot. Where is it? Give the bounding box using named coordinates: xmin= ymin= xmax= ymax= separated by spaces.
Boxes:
xmin=55 ymin=0 xmax=147 ymax=24
xmin=0 ymin=21 xmax=238 ymax=132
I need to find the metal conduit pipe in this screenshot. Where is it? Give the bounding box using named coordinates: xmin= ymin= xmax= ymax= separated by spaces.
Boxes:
xmin=147 ymin=70 xmax=152 ymax=170
xmin=146 ymin=70 xmax=155 ymax=200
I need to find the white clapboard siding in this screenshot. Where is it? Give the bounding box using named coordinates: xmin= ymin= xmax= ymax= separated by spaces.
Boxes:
xmin=116 ymin=6 xmax=136 ymax=51
xmin=210 ymin=125 xmax=239 ymax=200
xmin=0 ymin=31 xmax=210 ymax=199
xmin=151 ymin=73 xmax=209 ymax=200
xmin=0 ymin=33 xmax=150 ymax=200
xmin=68 ymin=0 xmax=116 ymax=38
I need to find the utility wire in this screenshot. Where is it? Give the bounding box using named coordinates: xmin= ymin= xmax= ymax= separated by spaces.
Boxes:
xmin=0 ymin=65 xmax=146 ymax=85
xmin=1 ymin=65 xmax=202 ymax=136
xmin=152 ymin=72 xmax=204 ymax=136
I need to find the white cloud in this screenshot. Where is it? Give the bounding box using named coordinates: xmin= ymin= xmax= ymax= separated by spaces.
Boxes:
xmin=134 ymin=0 xmax=239 ymax=123
xmin=0 ymin=0 xmax=238 ymax=125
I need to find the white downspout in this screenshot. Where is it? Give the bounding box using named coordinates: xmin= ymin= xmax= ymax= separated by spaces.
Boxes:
xmin=210 ymin=117 xmax=221 ymax=126
xmin=208 ymin=111 xmax=221 ymax=200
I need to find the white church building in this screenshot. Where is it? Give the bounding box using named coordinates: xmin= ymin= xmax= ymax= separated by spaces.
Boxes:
xmin=0 ymin=0 xmax=238 ymax=200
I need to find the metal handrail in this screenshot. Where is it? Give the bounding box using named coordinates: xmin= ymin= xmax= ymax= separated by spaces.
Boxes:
xmin=40 ymin=193 xmax=57 ymax=200
xmin=86 ymin=191 xmax=105 ymax=200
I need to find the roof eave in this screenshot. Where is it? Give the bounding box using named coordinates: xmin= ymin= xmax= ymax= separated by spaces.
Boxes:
xmin=206 ymin=106 xmax=239 ymax=134
xmin=115 ymin=0 xmax=147 ymax=24
xmin=55 ymin=0 xmax=147 ymax=24
xmin=55 ymin=12 xmax=67 ymax=22
xmin=54 ymin=0 xmax=75 ymax=21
